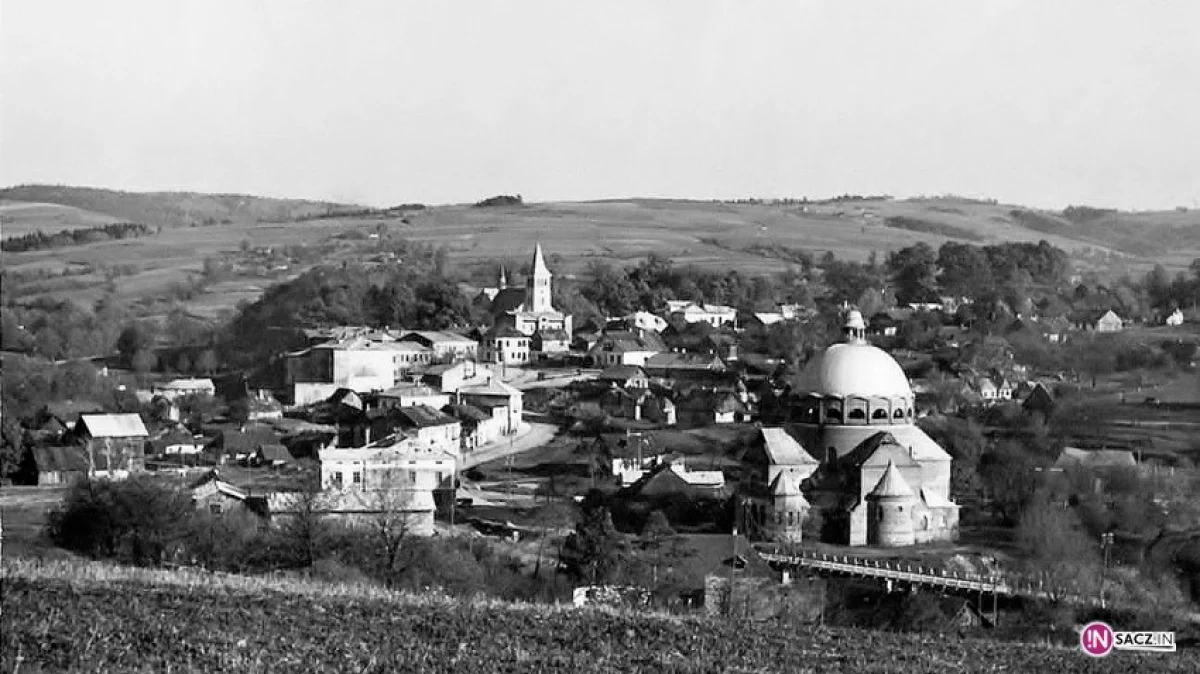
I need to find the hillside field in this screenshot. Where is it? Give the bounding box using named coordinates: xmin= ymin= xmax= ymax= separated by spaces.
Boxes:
xmin=2 ymin=559 xmax=1192 ymax=673
xmin=3 ymin=186 xmax=1200 ymax=322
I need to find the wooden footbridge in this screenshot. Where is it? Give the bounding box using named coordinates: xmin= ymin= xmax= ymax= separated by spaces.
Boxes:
xmin=758 ymin=546 xmax=1089 ymax=604
xmin=758 ymin=546 xmax=1200 ymax=626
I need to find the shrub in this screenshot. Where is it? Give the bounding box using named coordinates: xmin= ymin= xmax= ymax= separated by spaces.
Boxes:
xmin=48 ymin=477 xmax=196 ymax=566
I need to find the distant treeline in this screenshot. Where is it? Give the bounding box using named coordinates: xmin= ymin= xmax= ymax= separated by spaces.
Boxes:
xmin=474 ymin=195 xmax=523 ymax=208
xmin=291 ymin=204 xmax=427 ymax=222
xmin=1 ymin=223 xmax=155 ymax=253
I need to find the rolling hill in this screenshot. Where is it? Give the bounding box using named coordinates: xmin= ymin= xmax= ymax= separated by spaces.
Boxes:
xmin=0 ymin=184 xmax=361 ymax=234
xmin=2 ymin=185 xmax=1198 ymax=319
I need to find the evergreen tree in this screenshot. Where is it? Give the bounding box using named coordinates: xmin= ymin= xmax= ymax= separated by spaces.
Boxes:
xmin=559 ymin=489 xmax=626 ymax=585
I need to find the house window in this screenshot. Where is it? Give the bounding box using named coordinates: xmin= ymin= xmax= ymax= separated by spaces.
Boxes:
xmin=332 ymin=472 xmax=343 ymax=488
xmin=210 ymin=503 xmax=223 ymax=514
xmin=409 ymin=470 xmax=417 ymax=483
xmin=436 ymin=471 xmax=445 ymax=484
xmin=352 ymin=471 xmax=362 ymax=486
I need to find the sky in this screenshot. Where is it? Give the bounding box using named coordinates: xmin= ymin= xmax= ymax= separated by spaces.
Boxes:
xmin=2 ymin=1 xmax=1198 ymax=210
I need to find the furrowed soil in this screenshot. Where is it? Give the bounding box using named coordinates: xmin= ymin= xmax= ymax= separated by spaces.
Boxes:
xmin=0 ymin=561 xmax=1190 ymax=673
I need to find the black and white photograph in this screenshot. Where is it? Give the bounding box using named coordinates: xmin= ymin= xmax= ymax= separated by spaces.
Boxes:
xmin=1 ymin=1 xmax=1199 ymax=671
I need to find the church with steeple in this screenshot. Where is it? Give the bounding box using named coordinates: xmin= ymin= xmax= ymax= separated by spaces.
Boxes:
xmin=487 ymin=244 xmax=573 ymax=341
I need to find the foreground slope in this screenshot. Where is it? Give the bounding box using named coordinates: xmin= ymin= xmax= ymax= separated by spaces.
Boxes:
xmin=1 ymin=560 xmax=1188 ymax=673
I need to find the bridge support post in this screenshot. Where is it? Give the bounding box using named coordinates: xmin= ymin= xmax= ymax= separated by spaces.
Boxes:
xmin=992 ymin=587 xmax=998 ymax=628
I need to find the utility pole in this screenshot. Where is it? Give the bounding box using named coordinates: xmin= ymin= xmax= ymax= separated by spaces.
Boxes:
xmin=1100 ymin=532 xmax=1114 ymax=609
xmin=728 ymin=521 xmax=738 ymax=618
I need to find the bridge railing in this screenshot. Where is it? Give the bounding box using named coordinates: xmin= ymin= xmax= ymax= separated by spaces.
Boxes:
xmin=762 ymin=546 xmax=1038 ymax=594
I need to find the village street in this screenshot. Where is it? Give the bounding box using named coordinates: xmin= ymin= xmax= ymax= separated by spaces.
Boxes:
xmin=461 ymin=420 xmax=559 ymax=470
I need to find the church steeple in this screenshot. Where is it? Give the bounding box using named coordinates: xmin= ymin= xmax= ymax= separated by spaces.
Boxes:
xmin=527 ymin=243 xmax=553 ymax=313
xmin=499 ymin=265 xmax=508 ymax=289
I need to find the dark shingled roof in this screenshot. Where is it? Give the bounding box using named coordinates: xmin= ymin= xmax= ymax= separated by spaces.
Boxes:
xmin=442 ymin=404 xmax=492 ymax=423
xmin=397 ymin=404 xmax=459 ymax=428
xmin=490 ymin=288 xmax=527 ymax=315
xmin=31 ymin=446 xmax=89 ymax=474
xmin=207 ymin=425 xmax=282 ymax=455
xmin=256 ymin=444 xmax=293 ymax=462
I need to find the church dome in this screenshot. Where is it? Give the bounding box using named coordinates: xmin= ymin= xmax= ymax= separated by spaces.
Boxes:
xmin=794 ymin=342 xmax=913 ymax=399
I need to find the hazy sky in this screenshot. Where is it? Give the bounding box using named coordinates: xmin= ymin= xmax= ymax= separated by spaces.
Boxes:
xmin=2 ymin=1 xmax=1198 ymax=209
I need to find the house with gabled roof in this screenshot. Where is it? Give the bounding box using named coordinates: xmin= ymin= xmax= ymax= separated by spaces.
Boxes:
xmin=627 ymin=461 xmax=727 ymax=501
xmin=205 ymin=424 xmax=283 ymax=465
xmin=588 ymin=331 xmax=663 ymax=367
xmin=74 ymin=413 xmax=150 ymax=479
xmin=150 ymin=378 xmax=216 ymax=401
xmin=253 ymin=444 xmax=293 ymax=468
xmin=1073 ymin=308 xmax=1124 ymax=333
xmin=442 ymin=403 xmax=501 ymax=451
xmin=480 ymin=325 xmax=531 ymax=366
xmin=285 ymin=336 xmax=401 ymax=405
xmin=422 ymin=360 xmax=494 ymax=394
xmin=149 ymin=426 xmax=204 ymax=457
xmin=458 ymin=378 xmax=523 ymax=435
xmin=1022 ymin=382 xmax=1055 ymax=420
xmin=597 ymin=365 xmax=650 ymax=390
xmin=665 ymin=301 xmax=737 ymax=328
xmin=190 ymin=470 xmax=267 ymax=518
xmin=397 ymin=330 xmax=478 ymax=361
xmin=392 ymin=404 xmax=462 ymax=456
xmin=375 ymin=383 xmax=451 ymax=410
xmin=19 ymin=445 xmax=90 ymax=485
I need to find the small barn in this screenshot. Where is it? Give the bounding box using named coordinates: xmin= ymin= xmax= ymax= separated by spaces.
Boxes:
xmin=253 ymin=444 xmax=293 ymax=468
xmin=20 ymin=446 xmax=89 ymax=485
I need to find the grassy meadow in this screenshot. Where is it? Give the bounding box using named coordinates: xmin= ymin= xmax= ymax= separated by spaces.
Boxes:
xmin=3 ymin=558 xmax=1193 ymax=673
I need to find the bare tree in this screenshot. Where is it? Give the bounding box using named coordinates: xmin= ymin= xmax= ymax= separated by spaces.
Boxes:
xmin=274 ymin=488 xmax=330 ymax=568
xmin=530 ymin=501 xmax=576 ymax=580
xmin=368 ymin=472 xmax=419 ymax=588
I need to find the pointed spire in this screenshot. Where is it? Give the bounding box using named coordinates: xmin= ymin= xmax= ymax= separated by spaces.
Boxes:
xmin=869 ymin=459 xmax=915 ymax=498
xmin=499 ymin=265 xmax=508 ymax=289
xmin=531 ymin=243 xmax=550 ymax=277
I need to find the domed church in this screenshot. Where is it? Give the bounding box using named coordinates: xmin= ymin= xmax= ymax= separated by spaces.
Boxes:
xmin=741 ymin=310 xmax=959 ymax=547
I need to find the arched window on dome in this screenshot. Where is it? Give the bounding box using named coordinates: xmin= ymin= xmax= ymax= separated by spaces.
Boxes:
xmin=893 ymin=408 xmax=905 ymax=420
xmin=907 ymin=407 xmax=914 ymax=419
xmin=871 ymin=409 xmax=889 ymax=421
xmin=846 ymin=397 xmax=868 ymax=425
xmin=824 ymin=401 xmax=843 ymax=424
